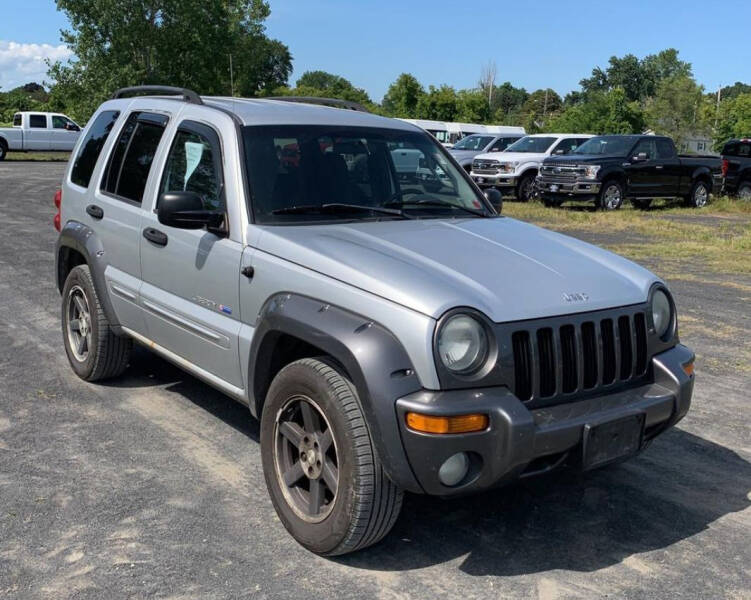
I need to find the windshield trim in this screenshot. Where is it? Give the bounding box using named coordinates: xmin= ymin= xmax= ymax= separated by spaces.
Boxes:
xmin=241 ymin=124 xmax=496 ymax=225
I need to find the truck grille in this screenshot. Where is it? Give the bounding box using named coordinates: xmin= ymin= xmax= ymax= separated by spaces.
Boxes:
xmin=509 ymin=310 xmax=649 ymax=402
xmin=473 ymin=160 xmax=500 ymax=174
xmin=540 ymin=164 xmax=581 ymax=181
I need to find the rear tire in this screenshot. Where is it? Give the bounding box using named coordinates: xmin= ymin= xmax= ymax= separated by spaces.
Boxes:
xmin=0 ymin=140 xmax=7 ymax=161
xmin=737 ymin=181 xmax=751 ymax=201
xmin=260 ymin=358 xmax=403 ymax=556
xmin=61 ymin=265 xmax=132 ymax=381
xmin=686 ymin=180 xmax=710 ymax=208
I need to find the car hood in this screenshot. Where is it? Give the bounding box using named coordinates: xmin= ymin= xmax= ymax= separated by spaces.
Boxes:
xmin=449 ymin=149 xmax=480 ymax=161
xmin=475 ymin=151 xmax=545 ymax=164
xmin=253 ymin=217 xmax=657 ymax=322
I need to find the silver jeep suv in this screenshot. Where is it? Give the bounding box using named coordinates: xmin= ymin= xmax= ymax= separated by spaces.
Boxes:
xmin=55 ymin=86 xmax=695 ymax=556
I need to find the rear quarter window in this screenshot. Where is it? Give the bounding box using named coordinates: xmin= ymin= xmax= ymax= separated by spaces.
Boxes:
xmin=13 ymin=114 xmax=22 ymax=127
xmin=70 ymin=110 xmax=120 ymax=188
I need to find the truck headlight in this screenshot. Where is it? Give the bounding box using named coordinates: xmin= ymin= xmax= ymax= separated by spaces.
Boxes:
xmin=650 ymin=288 xmax=673 ymax=339
xmin=437 ymin=314 xmax=488 ymax=374
xmin=581 ymin=165 xmax=601 ymax=179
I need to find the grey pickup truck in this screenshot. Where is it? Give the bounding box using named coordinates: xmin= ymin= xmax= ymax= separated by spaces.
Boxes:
xmin=537 ymin=134 xmax=722 ymax=209
xmin=54 ymin=86 xmax=695 ymax=555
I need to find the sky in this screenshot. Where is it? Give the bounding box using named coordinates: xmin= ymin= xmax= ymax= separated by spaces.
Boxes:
xmin=1 ymin=0 xmax=750 ymax=100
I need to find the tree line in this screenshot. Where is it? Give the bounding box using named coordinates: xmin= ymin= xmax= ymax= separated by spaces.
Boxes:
xmin=0 ymin=0 xmax=748 ymax=151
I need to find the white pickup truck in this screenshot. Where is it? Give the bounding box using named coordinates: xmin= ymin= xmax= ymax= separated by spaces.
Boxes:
xmin=0 ymin=111 xmax=82 ymax=160
xmin=470 ymin=133 xmax=593 ymax=201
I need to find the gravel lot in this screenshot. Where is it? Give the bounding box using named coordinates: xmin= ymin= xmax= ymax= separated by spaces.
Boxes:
xmin=1 ymin=162 xmax=749 ymax=599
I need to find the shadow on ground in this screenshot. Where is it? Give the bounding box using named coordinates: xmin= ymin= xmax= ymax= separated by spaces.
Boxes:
xmin=119 ymin=346 xmax=750 ymax=578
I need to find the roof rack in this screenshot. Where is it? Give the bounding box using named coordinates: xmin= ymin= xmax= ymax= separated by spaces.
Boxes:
xmin=265 ymin=96 xmax=369 ymax=113
xmin=111 ymin=85 xmax=203 ymax=105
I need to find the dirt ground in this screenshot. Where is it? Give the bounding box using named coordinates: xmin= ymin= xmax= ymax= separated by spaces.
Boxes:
xmin=1 ymin=162 xmax=749 ymax=599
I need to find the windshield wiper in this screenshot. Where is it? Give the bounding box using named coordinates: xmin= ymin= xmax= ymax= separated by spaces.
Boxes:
xmin=271 ymin=203 xmax=411 ymax=219
xmin=385 ymin=198 xmax=490 ymax=218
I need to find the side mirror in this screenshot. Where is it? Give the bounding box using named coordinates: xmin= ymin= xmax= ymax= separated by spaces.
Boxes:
xmin=631 ymin=152 xmax=648 ymax=162
xmin=158 ymin=191 xmax=224 ymax=230
xmin=490 ymin=148 xmax=500 ymax=152
xmin=484 ymin=188 xmax=502 ymax=212
xmin=554 ymin=149 xmax=565 ymax=155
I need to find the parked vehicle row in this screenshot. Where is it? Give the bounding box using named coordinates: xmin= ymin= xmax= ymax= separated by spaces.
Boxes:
xmin=537 ymin=135 xmax=723 ymax=210
xmin=399 ymin=118 xmax=524 ymax=148
xmin=447 ymin=131 xmax=525 ymax=172
xmin=0 ymin=111 xmax=81 ymax=159
xmin=470 ymin=133 xmax=593 ymax=202
xmin=55 ymin=87 xmax=694 ymax=556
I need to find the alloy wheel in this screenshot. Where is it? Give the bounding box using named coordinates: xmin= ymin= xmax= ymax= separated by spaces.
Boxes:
xmin=694 ymin=184 xmax=708 ymax=207
xmin=603 ymin=184 xmax=622 ymax=209
xmin=66 ymin=285 xmax=92 ymax=362
xmin=273 ymin=395 xmax=339 ymax=523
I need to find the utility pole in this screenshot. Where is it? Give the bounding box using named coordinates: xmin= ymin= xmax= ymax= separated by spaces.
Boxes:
xmin=229 ymin=54 xmax=235 ymax=97
xmin=543 ymin=89 xmax=549 ymax=125
xmin=714 ymin=84 xmax=721 ymax=130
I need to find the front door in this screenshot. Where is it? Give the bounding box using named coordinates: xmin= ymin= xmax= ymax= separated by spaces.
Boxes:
xmin=139 ymin=120 xmax=244 ymax=389
xmin=50 ymin=115 xmax=80 ymax=151
xmin=627 ymin=138 xmax=662 ymax=197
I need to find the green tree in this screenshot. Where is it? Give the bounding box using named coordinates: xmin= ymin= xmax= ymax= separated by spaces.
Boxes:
xmin=381 ymin=73 xmax=424 ymax=118
xmin=713 ymin=93 xmax=751 ymax=148
xmin=548 ymin=88 xmax=644 ymax=134
xmin=718 ymin=82 xmax=751 ymax=101
xmin=49 ymin=0 xmax=292 ymax=121
xmin=645 ymin=75 xmax=709 ymax=148
xmin=273 ymin=70 xmax=373 ymax=108
xmin=456 ymin=89 xmax=491 ymax=123
xmin=416 ymin=85 xmax=458 ymax=121
xmin=491 ymin=82 xmax=528 ymax=123
xmin=520 ymin=88 xmax=561 ymax=130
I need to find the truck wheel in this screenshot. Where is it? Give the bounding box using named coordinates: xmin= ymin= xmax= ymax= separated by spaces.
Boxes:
xmin=61 ymin=265 xmax=132 ymax=381
xmin=597 ymin=181 xmax=624 ymax=210
xmin=516 ymin=173 xmax=535 ymax=202
xmin=261 ymin=358 xmax=403 ymax=556
xmin=631 ymin=198 xmax=652 ymax=210
xmin=737 ymin=181 xmax=751 ymax=201
xmin=687 ymin=180 xmax=709 ymax=208
xmin=0 ymin=140 xmax=7 ymax=161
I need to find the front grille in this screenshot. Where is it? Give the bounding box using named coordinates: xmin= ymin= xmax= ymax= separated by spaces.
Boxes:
xmin=509 ymin=309 xmax=649 ymax=402
xmin=540 ymin=164 xmax=581 ymax=181
xmin=473 ymin=160 xmax=499 ymax=171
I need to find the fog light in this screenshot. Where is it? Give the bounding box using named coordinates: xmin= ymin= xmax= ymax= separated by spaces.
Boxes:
xmin=438 ymin=452 xmax=469 ymax=487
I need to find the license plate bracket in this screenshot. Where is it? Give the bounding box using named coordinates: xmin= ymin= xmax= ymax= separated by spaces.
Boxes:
xmin=582 ymin=413 xmax=645 ymax=470
xmin=550 ymin=184 xmax=559 ymax=192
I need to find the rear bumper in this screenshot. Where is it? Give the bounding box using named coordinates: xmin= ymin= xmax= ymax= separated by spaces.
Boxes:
xmin=395 ymin=344 xmax=694 ymax=496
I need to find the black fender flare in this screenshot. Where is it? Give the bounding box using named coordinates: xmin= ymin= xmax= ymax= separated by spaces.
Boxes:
xmin=248 ymin=293 xmax=424 ymax=492
xmin=56 ymin=220 xmax=123 ymax=334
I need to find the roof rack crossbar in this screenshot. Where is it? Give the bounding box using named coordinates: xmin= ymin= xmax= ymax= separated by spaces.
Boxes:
xmin=112 ymin=85 xmax=203 ymax=105
xmin=265 ymin=96 xmax=369 ymax=113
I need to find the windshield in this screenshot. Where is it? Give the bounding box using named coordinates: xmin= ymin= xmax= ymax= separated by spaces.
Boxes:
xmin=573 ymin=136 xmax=636 ymax=156
xmin=505 ymin=136 xmax=557 ymax=153
xmin=243 ymin=125 xmax=492 ymax=224
xmin=452 ymin=135 xmax=494 ymax=150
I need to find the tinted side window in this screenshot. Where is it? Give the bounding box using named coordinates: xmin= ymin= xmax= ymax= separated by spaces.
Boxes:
xmin=160 ymin=124 xmax=223 ymax=211
xmin=29 ymin=114 xmax=47 ymax=128
xmin=490 ymin=137 xmax=518 ymax=151
xmin=656 ymin=138 xmax=675 ymax=159
xmin=633 ymin=139 xmax=657 ymax=159
xmin=52 ymin=116 xmax=67 ymax=129
xmin=553 ymin=138 xmax=579 ymax=155
xmin=13 ymin=114 xmax=21 ymax=127
xmin=70 ymin=110 xmax=120 ymax=188
xmin=102 ymin=112 xmax=168 ymax=203
xmin=722 ymin=142 xmax=737 ymax=156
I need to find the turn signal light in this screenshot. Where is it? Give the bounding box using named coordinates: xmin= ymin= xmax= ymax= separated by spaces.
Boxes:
xmin=682 ymin=361 xmax=695 ymax=377
xmin=406 ymin=412 xmax=488 ymax=434
xmin=53 ymin=188 xmax=62 ymax=231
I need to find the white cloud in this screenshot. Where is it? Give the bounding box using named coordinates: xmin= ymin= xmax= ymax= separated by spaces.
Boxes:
xmin=0 ymin=40 xmax=74 ymax=91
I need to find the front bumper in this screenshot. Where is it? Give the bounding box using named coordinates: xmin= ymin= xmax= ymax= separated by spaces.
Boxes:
xmin=395 ymin=344 xmax=694 ymax=496
xmin=537 ymin=176 xmax=601 ymax=197
xmin=471 ymin=172 xmax=516 ymax=188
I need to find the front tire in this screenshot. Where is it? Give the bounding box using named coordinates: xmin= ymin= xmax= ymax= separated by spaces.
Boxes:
xmin=261 ymin=358 xmax=403 ymax=556
xmin=0 ymin=141 xmax=7 ymax=161
xmin=686 ymin=180 xmax=710 ymax=208
xmin=516 ymin=173 xmax=535 ymax=202
xmin=597 ymin=180 xmax=624 ymax=210
xmin=61 ymin=265 xmax=132 ymax=381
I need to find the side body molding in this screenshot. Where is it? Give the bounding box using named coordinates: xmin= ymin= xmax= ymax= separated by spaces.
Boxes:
xmin=56 ymin=220 xmax=123 ymax=335
xmin=248 ymin=293 xmax=424 ymax=492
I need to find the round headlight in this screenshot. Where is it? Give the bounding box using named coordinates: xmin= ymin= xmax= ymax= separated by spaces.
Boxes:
xmin=437 ymin=314 xmax=488 ymax=374
xmin=651 ymin=289 xmax=672 ymax=338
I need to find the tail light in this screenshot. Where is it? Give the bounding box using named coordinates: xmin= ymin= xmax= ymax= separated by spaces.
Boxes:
xmin=53 ymin=188 xmax=62 ymax=231
xmin=722 ymin=159 xmax=728 ymax=178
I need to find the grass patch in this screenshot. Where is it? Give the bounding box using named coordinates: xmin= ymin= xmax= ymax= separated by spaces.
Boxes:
xmin=5 ymin=152 xmax=70 ymax=162
xmin=503 ymin=197 xmax=751 ymax=276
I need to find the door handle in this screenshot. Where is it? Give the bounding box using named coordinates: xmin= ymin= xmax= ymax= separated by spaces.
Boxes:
xmin=655 ymin=165 xmax=664 ymax=170
xmin=142 ymin=227 xmax=168 ymax=247
xmin=86 ymin=204 xmax=104 ymax=219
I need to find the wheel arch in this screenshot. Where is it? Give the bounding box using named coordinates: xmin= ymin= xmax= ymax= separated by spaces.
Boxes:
xmin=248 ymin=293 xmax=424 ymax=492
xmin=56 ymin=220 xmax=123 ymax=334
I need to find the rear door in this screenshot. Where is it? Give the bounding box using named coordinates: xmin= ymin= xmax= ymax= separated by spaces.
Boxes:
xmin=92 ymin=110 xmax=170 ymax=334
xmin=50 ymin=115 xmax=81 ymax=151
xmin=655 ymin=137 xmax=681 ymax=195
xmin=138 ymin=119 xmax=244 ymax=389
xmin=26 ymin=114 xmax=50 ymax=150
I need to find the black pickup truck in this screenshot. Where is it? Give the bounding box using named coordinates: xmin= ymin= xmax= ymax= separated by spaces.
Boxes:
xmin=537 ymin=135 xmax=722 ymax=209
xmin=721 ymin=138 xmax=751 ymax=199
